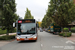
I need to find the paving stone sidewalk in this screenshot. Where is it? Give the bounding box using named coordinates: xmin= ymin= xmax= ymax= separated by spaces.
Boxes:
xmin=65 ymin=33 xmax=75 ymax=42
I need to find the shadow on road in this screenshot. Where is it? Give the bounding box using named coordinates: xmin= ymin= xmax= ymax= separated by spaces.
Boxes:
xmin=18 ymin=40 xmax=36 ymax=43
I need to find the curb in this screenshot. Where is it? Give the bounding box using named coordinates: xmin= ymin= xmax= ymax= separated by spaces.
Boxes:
xmin=0 ymin=33 xmax=16 ymax=36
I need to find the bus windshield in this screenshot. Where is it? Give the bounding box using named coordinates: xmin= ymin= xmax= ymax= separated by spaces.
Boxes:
xmin=18 ymin=23 xmax=36 ymax=34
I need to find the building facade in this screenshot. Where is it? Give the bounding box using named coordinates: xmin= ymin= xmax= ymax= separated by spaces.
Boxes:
xmin=73 ymin=0 xmax=75 ymax=4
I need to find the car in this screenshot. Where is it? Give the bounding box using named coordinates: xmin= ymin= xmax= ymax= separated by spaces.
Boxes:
xmin=43 ymin=29 xmax=45 ymax=31
xmin=45 ymin=28 xmax=48 ymax=32
xmin=40 ymin=29 xmax=43 ymax=32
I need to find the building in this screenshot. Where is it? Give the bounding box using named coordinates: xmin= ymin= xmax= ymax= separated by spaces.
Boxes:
xmin=69 ymin=21 xmax=75 ymax=27
xmin=73 ymin=0 xmax=75 ymax=4
xmin=71 ymin=0 xmax=75 ymax=4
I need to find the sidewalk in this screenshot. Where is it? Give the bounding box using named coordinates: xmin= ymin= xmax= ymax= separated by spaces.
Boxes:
xmin=0 ymin=41 xmax=10 ymax=47
xmin=0 ymin=33 xmax=16 ymax=36
xmin=0 ymin=33 xmax=16 ymax=47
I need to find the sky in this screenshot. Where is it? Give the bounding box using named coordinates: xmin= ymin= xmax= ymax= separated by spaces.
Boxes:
xmin=15 ymin=0 xmax=50 ymax=21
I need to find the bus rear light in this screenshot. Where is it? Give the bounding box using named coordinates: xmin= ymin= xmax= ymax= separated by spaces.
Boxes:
xmin=18 ymin=21 xmax=22 ymax=23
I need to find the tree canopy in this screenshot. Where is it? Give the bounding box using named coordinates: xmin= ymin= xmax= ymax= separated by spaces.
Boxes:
xmin=1 ymin=0 xmax=19 ymax=35
xmin=24 ymin=8 xmax=34 ymax=19
xmin=41 ymin=0 xmax=75 ymax=28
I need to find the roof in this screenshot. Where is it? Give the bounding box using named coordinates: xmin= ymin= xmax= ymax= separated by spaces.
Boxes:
xmin=69 ymin=21 xmax=75 ymax=25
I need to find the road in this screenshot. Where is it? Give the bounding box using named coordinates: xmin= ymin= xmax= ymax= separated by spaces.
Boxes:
xmin=0 ymin=31 xmax=75 ymax=50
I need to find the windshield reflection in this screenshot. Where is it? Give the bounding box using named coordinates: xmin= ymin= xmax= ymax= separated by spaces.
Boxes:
xmin=18 ymin=23 xmax=36 ymax=34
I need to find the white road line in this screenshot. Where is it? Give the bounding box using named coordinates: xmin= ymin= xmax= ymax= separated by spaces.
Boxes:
xmin=66 ymin=40 xmax=75 ymax=44
xmin=41 ymin=44 xmax=43 ymax=47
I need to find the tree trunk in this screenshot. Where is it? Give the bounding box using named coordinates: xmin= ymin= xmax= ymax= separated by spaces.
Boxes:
xmin=6 ymin=29 xmax=9 ymax=35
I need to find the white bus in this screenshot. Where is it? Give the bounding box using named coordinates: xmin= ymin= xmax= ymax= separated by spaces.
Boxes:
xmin=13 ymin=19 xmax=38 ymax=41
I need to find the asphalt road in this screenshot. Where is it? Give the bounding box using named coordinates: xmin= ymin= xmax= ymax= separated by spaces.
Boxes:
xmin=0 ymin=31 xmax=75 ymax=50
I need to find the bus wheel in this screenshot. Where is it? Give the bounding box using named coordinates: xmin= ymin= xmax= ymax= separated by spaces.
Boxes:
xmin=34 ymin=40 xmax=37 ymax=42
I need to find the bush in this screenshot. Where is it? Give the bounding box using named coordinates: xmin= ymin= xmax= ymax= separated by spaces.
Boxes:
xmin=59 ymin=32 xmax=64 ymax=36
xmin=71 ymin=27 xmax=75 ymax=32
xmin=59 ymin=32 xmax=72 ymax=37
xmin=9 ymin=28 xmax=16 ymax=33
xmin=63 ymin=28 xmax=69 ymax=32
xmin=0 ymin=28 xmax=16 ymax=35
xmin=0 ymin=35 xmax=16 ymax=40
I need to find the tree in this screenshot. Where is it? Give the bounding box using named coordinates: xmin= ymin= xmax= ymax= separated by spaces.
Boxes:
xmin=41 ymin=14 xmax=52 ymax=28
xmin=36 ymin=21 xmax=42 ymax=28
xmin=0 ymin=0 xmax=5 ymax=26
xmin=47 ymin=0 xmax=75 ymax=28
xmin=24 ymin=8 xmax=34 ymax=19
xmin=2 ymin=0 xmax=18 ymax=35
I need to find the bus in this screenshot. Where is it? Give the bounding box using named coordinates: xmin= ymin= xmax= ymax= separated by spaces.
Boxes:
xmin=13 ymin=19 xmax=38 ymax=41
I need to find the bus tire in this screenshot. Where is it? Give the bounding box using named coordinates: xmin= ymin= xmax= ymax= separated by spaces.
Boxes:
xmin=34 ymin=40 xmax=37 ymax=42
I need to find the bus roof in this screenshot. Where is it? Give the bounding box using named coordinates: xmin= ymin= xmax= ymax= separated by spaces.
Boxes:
xmin=18 ymin=19 xmax=35 ymax=21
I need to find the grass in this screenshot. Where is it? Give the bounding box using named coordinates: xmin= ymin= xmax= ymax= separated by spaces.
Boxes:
xmin=0 ymin=35 xmax=16 ymax=40
xmin=0 ymin=29 xmax=7 ymax=35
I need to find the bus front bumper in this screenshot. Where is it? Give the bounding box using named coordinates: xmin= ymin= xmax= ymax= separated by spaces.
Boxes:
xmin=16 ymin=38 xmax=37 ymax=41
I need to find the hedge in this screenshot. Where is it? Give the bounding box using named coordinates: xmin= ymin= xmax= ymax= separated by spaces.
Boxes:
xmin=0 ymin=29 xmax=7 ymax=35
xmin=63 ymin=28 xmax=69 ymax=32
xmin=71 ymin=27 xmax=75 ymax=32
xmin=63 ymin=27 xmax=75 ymax=32
xmin=0 ymin=35 xmax=16 ymax=40
xmin=0 ymin=28 xmax=16 ymax=35
xmin=59 ymin=32 xmax=72 ymax=37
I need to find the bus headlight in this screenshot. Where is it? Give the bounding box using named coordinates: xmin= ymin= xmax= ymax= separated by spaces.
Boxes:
xmin=33 ymin=36 xmax=36 ymax=38
xmin=17 ymin=37 xmax=20 ymax=39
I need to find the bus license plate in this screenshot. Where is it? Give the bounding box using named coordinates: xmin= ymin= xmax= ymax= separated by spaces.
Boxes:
xmin=24 ymin=38 xmax=28 ymax=40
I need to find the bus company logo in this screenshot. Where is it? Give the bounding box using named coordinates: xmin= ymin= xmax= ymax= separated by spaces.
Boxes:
xmin=18 ymin=21 xmax=22 ymax=23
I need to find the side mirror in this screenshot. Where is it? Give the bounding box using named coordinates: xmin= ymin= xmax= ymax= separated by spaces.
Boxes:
xmin=13 ymin=22 xmax=16 ymax=27
xmin=36 ymin=23 xmax=39 ymax=28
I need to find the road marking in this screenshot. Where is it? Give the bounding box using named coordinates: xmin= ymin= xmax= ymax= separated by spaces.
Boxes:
xmin=66 ymin=40 xmax=75 ymax=44
xmin=41 ymin=44 xmax=43 ymax=47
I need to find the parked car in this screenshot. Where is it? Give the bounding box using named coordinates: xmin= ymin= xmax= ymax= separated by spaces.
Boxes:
xmin=45 ymin=28 xmax=48 ymax=32
xmin=43 ymin=29 xmax=45 ymax=31
xmin=40 ymin=29 xmax=43 ymax=32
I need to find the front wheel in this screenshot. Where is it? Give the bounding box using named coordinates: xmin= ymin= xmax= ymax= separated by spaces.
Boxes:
xmin=34 ymin=40 xmax=37 ymax=42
